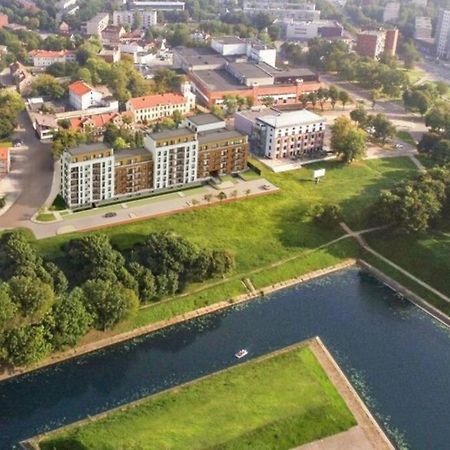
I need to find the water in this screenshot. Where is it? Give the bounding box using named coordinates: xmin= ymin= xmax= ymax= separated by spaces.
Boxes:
xmin=1 ymin=268 xmax=450 ymax=449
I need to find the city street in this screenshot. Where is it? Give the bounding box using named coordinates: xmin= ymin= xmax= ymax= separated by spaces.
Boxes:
xmin=0 ymin=111 xmax=55 ymax=229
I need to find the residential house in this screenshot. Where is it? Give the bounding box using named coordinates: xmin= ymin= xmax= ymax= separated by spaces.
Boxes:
xmin=29 ymin=49 xmax=76 ymax=67
xmin=68 ymin=80 xmax=105 ymax=110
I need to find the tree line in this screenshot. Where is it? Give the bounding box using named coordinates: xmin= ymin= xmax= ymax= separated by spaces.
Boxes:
xmin=0 ymin=231 xmax=234 ymax=367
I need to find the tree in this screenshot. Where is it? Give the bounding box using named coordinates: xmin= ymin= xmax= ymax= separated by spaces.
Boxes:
xmin=330 ymin=116 xmax=367 ymax=163
xmin=31 ymin=74 xmax=65 ymax=100
xmin=371 ymin=114 xmax=396 ymax=144
xmin=338 ymin=90 xmax=351 ymax=109
xmin=204 ymin=193 xmax=212 ymax=203
xmin=0 ymin=283 xmax=17 ymax=331
xmin=312 ymin=204 xmax=343 ymax=228
xmin=44 ymin=261 xmax=68 ymax=295
xmin=2 ymin=325 xmax=52 ymax=366
xmin=52 ymin=129 xmax=86 ymax=159
xmin=82 ymin=280 xmax=139 ymax=331
xmin=425 ymin=106 xmax=449 ymax=133
xmin=217 ymin=191 xmax=227 ymax=202
xmin=128 ymin=262 xmax=156 ymax=303
xmin=317 ymin=87 xmax=329 ymax=111
xmin=350 ymin=104 xmax=368 ymax=127
xmin=369 ymin=89 xmax=380 ymax=109
xmin=44 ymin=288 xmax=92 ymax=349
xmin=400 ymin=41 xmax=421 ymax=69
xmin=8 ymin=275 xmax=55 ymax=320
xmin=307 ymin=92 xmax=318 ymax=109
xmin=328 ymin=86 xmax=339 ymax=110
xmin=113 ymin=136 xmax=129 ymax=150
xmin=261 ymin=96 xmax=275 ymax=108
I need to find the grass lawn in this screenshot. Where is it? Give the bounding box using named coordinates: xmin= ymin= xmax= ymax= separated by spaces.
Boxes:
xmin=238 ymin=169 xmax=263 ymax=181
xmin=397 ymin=130 xmax=416 ymax=146
xmin=365 ymin=229 xmax=450 ymax=299
xmin=35 ymin=212 xmax=56 ymax=222
xmin=39 ymin=346 xmax=356 ymax=450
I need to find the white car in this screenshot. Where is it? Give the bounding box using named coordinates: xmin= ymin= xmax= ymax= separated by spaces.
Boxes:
xmin=394 ymin=144 xmax=404 ymax=149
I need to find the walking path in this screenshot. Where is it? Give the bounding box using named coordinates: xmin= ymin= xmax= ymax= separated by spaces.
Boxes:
xmin=409 ymin=154 xmax=426 ymax=171
xmin=340 ymin=222 xmax=450 ymax=305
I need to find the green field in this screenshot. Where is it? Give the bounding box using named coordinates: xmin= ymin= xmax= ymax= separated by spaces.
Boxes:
xmin=35 ymin=212 xmax=56 ymax=222
xmin=39 ymin=346 xmax=356 ymax=450
xmin=397 ymin=130 xmax=416 ymax=146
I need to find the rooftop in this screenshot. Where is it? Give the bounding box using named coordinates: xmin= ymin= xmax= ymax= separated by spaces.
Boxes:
xmin=147 ymin=127 xmax=195 ymax=141
xmin=67 ymin=142 xmax=111 ymax=156
xmin=69 ymin=80 xmax=93 ymax=96
xmin=187 ymin=113 xmax=224 ymax=126
xmin=213 ymin=36 xmax=245 ymax=45
xmin=114 ymin=147 xmax=151 ymax=159
xmin=128 ymin=92 xmax=186 ymax=109
xmin=174 ymin=46 xmax=226 ymax=68
xmin=227 ymin=62 xmax=272 ymax=79
xmin=257 ymin=109 xmax=325 ymax=128
xmin=198 ymin=128 xmax=246 ymax=145
xmin=192 ymin=69 xmax=248 ymax=91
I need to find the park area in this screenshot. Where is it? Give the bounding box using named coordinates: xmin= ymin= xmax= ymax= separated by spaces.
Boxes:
xmin=38 ymin=346 xmax=356 ymax=450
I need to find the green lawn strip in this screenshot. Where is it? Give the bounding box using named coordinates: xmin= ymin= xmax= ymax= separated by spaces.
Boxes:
xmin=415 ymin=154 xmax=436 ymax=169
xmin=238 ymin=170 xmax=263 ymax=181
xmin=63 ymin=204 xmax=124 ymax=221
xmin=364 ymin=229 xmax=450 ymax=298
xmin=36 ymin=212 xmax=56 ymax=222
xmin=396 ymin=130 xmax=416 ymax=146
xmin=39 ymin=347 xmax=356 ymax=450
xmin=360 ymin=251 xmax=450 ymax=317
xmin=33 ymin=157 xmax=417 ymax=261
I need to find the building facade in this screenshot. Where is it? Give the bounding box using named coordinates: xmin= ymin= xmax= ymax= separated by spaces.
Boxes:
xmin=85 ymin=12 xmax=109 ymax=37
xmin=415 ymin=17 xmax=432 ymax=40
xmin=69 ymin=80 xmax=105 ymax=110
xmin=243 ymin=0 xmax=320 ymax=21
xmin=383 ymin=2 xmax=400 ymax=22
xmin=112 ymin=10 xmax=158 ymax=28
xmin=435 ymin=9 xmax=450 ymax=59
xmin=114 ymin=148 xmax=153 ymax=195
xmin=355 ymin=29 xmax=398 ymax=59
xmin=61 ymin=143 xmax=115 ymax=208
xmin=29 ymin=49 xmax=76 ymax=67
xmin=249 ymin=110 xmax=326 ymax=159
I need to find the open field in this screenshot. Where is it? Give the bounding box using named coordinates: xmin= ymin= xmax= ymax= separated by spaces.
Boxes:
xmin=39 ymin=346 xmax=356 ymax=450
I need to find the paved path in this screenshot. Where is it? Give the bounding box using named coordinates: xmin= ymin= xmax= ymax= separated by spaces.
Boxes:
xmin=0 ymin=111 xmax=55 ymax=227
xmin=340 ymin=222 xmax=450 ymax=305
xmin=409 ymin=154 xmax=426 ymax=171
xmin=25 ymin=178 xmax=278 ymax=239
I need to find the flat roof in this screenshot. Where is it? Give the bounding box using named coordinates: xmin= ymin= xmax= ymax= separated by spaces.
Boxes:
xmin=228 ymin=62 xmax=272 ymax=79
xmin=174 ymin=46 xmax=226 ymax=67
xmin=192 ymin=69 xmax=248 ymax=91
xmin=257 ymin=109 xmax=325 ymax=128
xmin=258 ymin=63 xmax=317 ymax=78
xmin=115 ymin=147 xmax=151 ymax=159
xmin=198 ymin=129 xmax=246 ymax=145
xmin=213 ymin=36 xmax=245 ymax=45
xmin=147 ymin=127 xmax=195 ymax=141
xmin=187 ymin=113 xmax=224 ymax=126
xmin=67 ymin=143 xmax=111 ymax=156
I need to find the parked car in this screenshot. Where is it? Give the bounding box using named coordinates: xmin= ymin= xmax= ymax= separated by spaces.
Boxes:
xmin=394 ymin=144 xmax=404 ymax=149
xmin=103 ymin=212 xmax=117 ymax=218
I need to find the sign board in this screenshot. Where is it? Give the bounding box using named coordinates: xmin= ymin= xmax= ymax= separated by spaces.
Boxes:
xmin=313 ymin=169 xmax=326 ymax=179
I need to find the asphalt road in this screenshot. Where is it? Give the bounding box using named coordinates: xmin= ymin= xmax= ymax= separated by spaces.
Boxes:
xmin=0 ymin=111 xmax=55 ymax=229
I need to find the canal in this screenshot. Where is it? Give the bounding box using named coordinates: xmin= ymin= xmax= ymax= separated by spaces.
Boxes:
xmin=1 ymin=267 xmax=449 ymax=449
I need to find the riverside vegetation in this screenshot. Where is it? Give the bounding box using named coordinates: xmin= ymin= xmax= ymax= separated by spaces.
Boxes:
xmin=0 ymin=231 xmax=234 ymax=367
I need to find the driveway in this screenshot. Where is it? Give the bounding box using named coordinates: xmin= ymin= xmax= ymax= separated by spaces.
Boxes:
xmin=0 ymin=111 xmax=55 ymax=229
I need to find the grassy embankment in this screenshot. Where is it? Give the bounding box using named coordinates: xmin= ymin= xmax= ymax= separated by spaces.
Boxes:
xmin=27 ymin=157 xmax=418 ymax=336
xmin=39 ymin=346 xmax=356 ymax=450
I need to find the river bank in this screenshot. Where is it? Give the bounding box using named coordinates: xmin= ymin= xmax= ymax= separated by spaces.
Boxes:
xmin=0 ymin=259 xmax=355 ymax=382
xmin=23 ymin=337 xmax=393 ymax=450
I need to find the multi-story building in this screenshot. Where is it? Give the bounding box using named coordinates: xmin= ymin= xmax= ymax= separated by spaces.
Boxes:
xmin=114 ymin=147 xmax=153 ymax=195
xmin=68 ymin=80 xmax=105 ymax=111
xmin=235 ymin=109 xmax=325 ymax=160
xmin=383 ymin=2 xmax=400 ymax=22
xmin=60 ymin=143 xmax=115 ymax=208
xmin=69 ymin=112 xmax=133 ymax=136
xmin=101 ymin=25 xmax=126 ymax=46
xmin=28 ymin=49 xmax=76 ymax=67
xmin=435 ymin=9 xmax=450 ymax=59
xmin=355 ymin=29 xmax=398 ymax=59
xmin=243 ymin=0 xmax=320 ymax=21
xmin=144 ymin=127 xmax=198 ymax=190
xmin=126 ymin=82 xmax=196 ymax=122
xmin=85 ymin=12 xmax=109 ymax=37
xmin=61 ymin=114 xmax=249 ymax=207
xmin=0 ymin=146 xmax=10 ymax=174
xmin=283 ymin=19 xmax=344 ymax=41
xmin=415 ymin=17 xmax=432 ymax=40
xmin=112 ymin=10 xmax=158 ymax=29
xmin=129 ymin=0 xmax=185 ymax=11
xmin=0 ymin=14 xmax=9 ymax=28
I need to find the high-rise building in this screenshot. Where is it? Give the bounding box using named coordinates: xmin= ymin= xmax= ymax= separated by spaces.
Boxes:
xmin=60 ymin=143 xmax=115 ymax=208
xmin=435 ymin=9 xmax=450 ymax=59
xmin=415 ymin=17 xmax=432 ymax=40
xmin=355 ymin=29 xmax=398 ymax=59
xmin=112 ymin=10 xmax=158 ymax=29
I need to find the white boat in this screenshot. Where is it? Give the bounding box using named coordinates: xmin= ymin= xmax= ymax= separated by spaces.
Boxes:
xmin=235 ymin=349 xmax=248 ymax=359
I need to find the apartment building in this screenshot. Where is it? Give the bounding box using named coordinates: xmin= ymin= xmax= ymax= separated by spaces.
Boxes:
xmin=415 ymin=17 xmax=432 ymax=40
xmin=243 ymin=0 xmax=320 ymax=21
xmin=355 ymin=29 xmax=398 ymax=59
xmin=435 ymin=9 xmax=450 ymax=59
xmin=28 ymin=49 xmax=76 ymax=67
xmin=85 ymin=12 xmax=109 ymax=37
xmin=68 ymin=80 xmax=105 ymax=111
xmin=129 ymin=0 xmax=185 ymax=11
xmin=248 ymin=110 xmax=326 ymax=160
xmin=283 ymin=19 xmax=343 ymax=41
xmin=383 ymin=2 xmax=400 ymax=22
xmin=115 ymin=147 xmax=153 ymax=195
xmin=144 ymin=127 xmax=198 ymax=190
xmin=101 ymin=25 xmax=126 ymax=46
xmin=112 ymin=10 xmax=158 ymax=29
xmin=60 ymin=143 xmax=115 ymax=208
xmin=126 ymin=82 xmax=195 ymax=122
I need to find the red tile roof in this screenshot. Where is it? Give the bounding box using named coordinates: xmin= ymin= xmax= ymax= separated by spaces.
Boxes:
xmin=128 ymin=93 xmax=186 ymax=110
xmin=29 ymin=49 xmax=74 ymax=58
xmin=69 ymin=80 xmax=93 ymax=97
xmin=69 ymin=112 xmax=132 ymax=130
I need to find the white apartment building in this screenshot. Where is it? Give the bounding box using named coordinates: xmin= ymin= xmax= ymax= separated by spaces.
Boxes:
xmin=126 ymin=82 xmax=195 ymax=122
xmin=28 ymin=50 xmax=76 ymax=67
xmin=61 ymin=143 xmax=115 ymax=208
xmin=68 ymin=80 xmax=105 ymax=110
xmin=130 ymin=0 xmax=185 ymax=11
xmin=383 ymin=2 xmax=400 ymax=22
xmin=435 ymin=9 xmax=450 ymax=58
xmin=254 ymin=110 xmax=326 ymax=159
xmin=243 ymin=0 xmax=320 ymax=21
xmin=144 ymin=127 xmax=198 ymax=190
xmin=415 ymin=17 xmax=432 ymax=40
xmin=112 ymin=10 xmax=158 ymax=28
xmin=85 ymin=12 xmax=109 ymax=37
